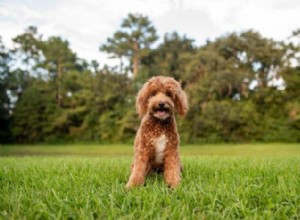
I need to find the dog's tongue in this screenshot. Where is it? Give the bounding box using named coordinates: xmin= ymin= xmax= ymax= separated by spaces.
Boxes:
xmin=157 ymin=110 xmax=166 ymax=116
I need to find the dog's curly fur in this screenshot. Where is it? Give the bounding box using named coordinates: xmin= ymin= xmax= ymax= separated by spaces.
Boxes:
xmin=126 ymin=76 xmax=188 ymax=189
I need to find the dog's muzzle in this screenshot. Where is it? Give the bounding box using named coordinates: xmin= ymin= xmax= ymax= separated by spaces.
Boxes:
xmin=152 ymin=103 xmax=172 ymax=120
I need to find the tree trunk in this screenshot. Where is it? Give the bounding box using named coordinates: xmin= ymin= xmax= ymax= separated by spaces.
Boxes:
xmin=57 ymin=60 xmax=63 ymax=107
xmin=133 ymin=40 xmax=139 ymax=77
xmin=119 ymin=56 xmax=124 ymax=73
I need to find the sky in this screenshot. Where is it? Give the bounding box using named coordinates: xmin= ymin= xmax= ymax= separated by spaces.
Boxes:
xmin=1 ymin=0 xmax=300 ymax=65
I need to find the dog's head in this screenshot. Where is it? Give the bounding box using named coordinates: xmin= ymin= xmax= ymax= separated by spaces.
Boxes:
xmin=136 ymin=76 xmax=188 ymax=120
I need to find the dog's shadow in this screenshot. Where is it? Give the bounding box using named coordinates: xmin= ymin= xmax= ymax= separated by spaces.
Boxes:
xmin=144 ymin=171 xmax=166 ymax=187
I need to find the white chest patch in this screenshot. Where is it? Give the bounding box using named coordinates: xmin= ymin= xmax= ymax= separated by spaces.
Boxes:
xmin=154 ymin=135 xmax=167 ymax=163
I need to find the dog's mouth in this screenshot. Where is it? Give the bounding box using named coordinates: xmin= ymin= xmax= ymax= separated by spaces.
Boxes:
xmin=152 ymin=107 xmax=171 ymax=120
xmin=156 ymin=108 xmax=168 ymax=116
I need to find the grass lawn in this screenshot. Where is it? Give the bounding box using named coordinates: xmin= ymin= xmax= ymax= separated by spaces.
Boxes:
xmin=1 ymin=143 xmax=300 ymax=219
xmin=1 ymin=143 xmax=300 ymax=156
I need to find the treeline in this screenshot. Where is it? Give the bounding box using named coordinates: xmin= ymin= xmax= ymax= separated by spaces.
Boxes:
xmin=0 ymin=14 xmax=300 ymax=144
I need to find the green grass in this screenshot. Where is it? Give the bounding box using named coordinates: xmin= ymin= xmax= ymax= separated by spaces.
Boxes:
xmin=1 ymin=143 xmax=300 ymax=156
xmin=1 ymin=144 xmax=300 ymax=219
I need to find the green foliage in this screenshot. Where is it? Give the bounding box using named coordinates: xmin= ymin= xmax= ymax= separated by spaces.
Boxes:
xmin=141 ymin=32 xmax=196 ymax=80
xmin=101 ymin=13 xmax=158 ymax=76
xmin=1 ymin=15 xmax=300 ymax=144
xmin=182 ymin=100 xmax=260 ymax=143
xmin=0 ymin=36 xmax=11 ymax=142
xmin=11 ymin=79 xmax=58 ymax=143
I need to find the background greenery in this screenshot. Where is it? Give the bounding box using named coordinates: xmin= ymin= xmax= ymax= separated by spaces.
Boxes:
xmin=1 ymin=13 xmax=300 ymax=144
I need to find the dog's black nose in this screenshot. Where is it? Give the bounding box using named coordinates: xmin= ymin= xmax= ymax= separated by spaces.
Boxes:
xmin=158 ymin=102 xmax=165 ymax=108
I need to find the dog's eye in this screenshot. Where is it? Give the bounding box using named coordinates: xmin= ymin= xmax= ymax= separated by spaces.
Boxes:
xmin=166 ymin=91 xmax=172 ymax=97
xmin=151 ymin=92 xmax=156 ymax=97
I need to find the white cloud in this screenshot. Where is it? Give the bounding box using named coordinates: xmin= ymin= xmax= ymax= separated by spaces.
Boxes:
xmin=1 ymin=0 xmax=300 ymax=64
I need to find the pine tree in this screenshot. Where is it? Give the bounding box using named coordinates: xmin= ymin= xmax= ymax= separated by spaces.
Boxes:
xmin=39 ymin=37 xmax=77 ymax=107
xmin=0 ymin=36 xmax=11 ymax=142
xmin=101 ymin=13 xmax=158 ymax=77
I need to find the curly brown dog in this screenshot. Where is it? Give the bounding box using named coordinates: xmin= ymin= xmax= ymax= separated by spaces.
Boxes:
xmin=126 ymin=76 xmax=188 ymax=189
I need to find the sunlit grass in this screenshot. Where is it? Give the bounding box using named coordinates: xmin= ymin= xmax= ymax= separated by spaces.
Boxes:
xmin=1 ymin=156 xmax=300 ymax=219
xmin=1 ymin=144 xmax=300 ymax=218
xmin=1 ymin=143 xmax=300 ymax=156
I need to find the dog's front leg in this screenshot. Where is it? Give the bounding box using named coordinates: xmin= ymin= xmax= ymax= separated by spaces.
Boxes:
xmin=126 ymin=153 xmax=149 ymax=189
xmin=164 ymin=149 xmax=181 ymax=188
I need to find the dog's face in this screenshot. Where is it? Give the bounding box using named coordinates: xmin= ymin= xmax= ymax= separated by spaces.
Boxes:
xmin=136 ymin=76 xmax=188 ymax=120
xmin=148 ymin=90 xmax=175 ymax=120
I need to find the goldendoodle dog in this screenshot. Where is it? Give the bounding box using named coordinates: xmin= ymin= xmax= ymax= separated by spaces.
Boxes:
xmin=126 ymin=76 xmax=188 ymax=189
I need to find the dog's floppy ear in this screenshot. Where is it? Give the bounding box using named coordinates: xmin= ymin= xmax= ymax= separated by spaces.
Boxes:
xmin=136 ymin=81 xmax=150 ymax=117
xmin=175 ymin=83 xmax=188 ymax=117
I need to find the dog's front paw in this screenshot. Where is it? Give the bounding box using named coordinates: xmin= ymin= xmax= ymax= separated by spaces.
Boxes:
xmin=164 ymin=170 xmax=181 ymax=189
xmin=125 ymin=181 xmax=134 ymax=190
xmin=125 ymin=178 xmax=145 ymax=189
xmin=167 ymin=181 xmax=180 ymax=189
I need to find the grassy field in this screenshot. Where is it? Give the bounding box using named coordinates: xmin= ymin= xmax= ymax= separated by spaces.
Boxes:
xmin=1 ymin=144 xmax=300 ymax=219
xmin=1 ymin=143 xmax=300 ymax=156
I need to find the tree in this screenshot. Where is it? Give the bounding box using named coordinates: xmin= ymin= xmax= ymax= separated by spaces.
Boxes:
xmin=39 ymin=37 xmax=77 ymax=107
xmin=10 ymin=26 xmax=43 ymax=101
xmin=3 ymin=23 xmax=300 ymax=144
xmin=12 ymin=26 xmax=42 ymax=72
xmin=0 ymin=36 xmax=11 ymax=142
xmin=204 ymin=31 xmax=287 ymax=87
xmin=141 ymin=32 xmax=196 ymax=80
xmin=101 ymin=13 xmax=158 ymax=77
xmin=11 ymin=78 xmax=59 ymax=143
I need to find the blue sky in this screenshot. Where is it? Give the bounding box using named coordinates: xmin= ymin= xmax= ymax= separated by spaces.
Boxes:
xmin=1 ymin=0 xmax=300 ymax=65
